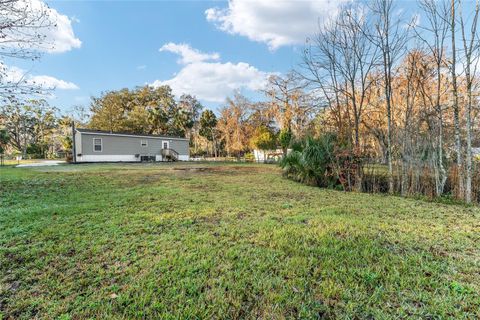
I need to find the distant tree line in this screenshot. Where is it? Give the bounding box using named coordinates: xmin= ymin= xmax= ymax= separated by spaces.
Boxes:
xmin=0 ymin=99 xmax=72 ymax=158
xmin=80 ymin=80 xmax=317 ymax=160
xmin=0 ymin=0 xmax=72 ymax=159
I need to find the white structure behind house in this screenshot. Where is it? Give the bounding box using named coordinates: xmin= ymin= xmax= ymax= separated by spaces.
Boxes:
xmin=253 ymin=149 xmax=289 ymax=163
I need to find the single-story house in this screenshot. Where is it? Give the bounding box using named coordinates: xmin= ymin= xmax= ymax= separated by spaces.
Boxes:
xmin=73 ymin=128 xmax=189 ymax=163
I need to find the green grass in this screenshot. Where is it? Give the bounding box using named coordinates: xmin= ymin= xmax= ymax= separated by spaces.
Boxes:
xmin=1 ymin=162 xmax=479 ymax=319
xmin=1 ymin=158 xmax=46 ymax=166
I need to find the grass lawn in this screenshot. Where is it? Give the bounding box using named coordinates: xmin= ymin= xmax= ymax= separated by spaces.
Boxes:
xmin=1 ymin=162 xmax=479 ymax=319
xmin=1 ymin=159 xmax=46 ymax=166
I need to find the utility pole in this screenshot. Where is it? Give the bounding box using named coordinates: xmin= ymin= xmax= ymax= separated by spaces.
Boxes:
xmin=72 ymin=121 xmax=77 ymax=163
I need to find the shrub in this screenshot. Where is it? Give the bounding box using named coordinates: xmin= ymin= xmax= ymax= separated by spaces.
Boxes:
xmin=280 ymin=133 xmax=368 ymax=191
xmin=280 ymin=134 xmax=341 ymax=188
xmin=289 ymin=138 xmax=305 ymax=152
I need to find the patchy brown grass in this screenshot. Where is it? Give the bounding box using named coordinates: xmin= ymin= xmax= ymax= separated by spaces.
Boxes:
xmin=0 ymin=162 xmax=479 ymax=319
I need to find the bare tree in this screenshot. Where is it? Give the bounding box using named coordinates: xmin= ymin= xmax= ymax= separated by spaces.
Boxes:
xmin=459 ymin=0 xmax=480 ymax=203
xmin=69 ymin=105 xmax=91 ymax=127
xmin=367 ymin=0 xmax=409 ymax=194
xmin=301 ymin=3 xmax=378 ymax=190
xmin=263 ymin=72 xmax=316 ymax=139
xmin=0 ymin=0 xmax=54 ymax=101
xmin=302 ymin=18 xmax=351 ymax=142
xmin=216 ymin=93 xmax=252 ymax=157
xmin=450 ymin=0 xmax=465 ymax=199
xmin=399 ymin=51 xmax=422 ymax=196
xmin=415 ymin=0 xmax=450 ymax=196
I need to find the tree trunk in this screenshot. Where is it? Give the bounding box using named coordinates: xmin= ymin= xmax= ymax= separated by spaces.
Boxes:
xmin=460 ymin=0 xmax=479 ymax=203
xmin=401 ymin=106 xmax=411 ymax=196
xmin=353 ymin=101 xmax=363 ymax=193
xmin=465 ymin=90 xmax=473 ymax=203
xmin=380 ymin=13 xmax=394 ymax=194
xmin=401 ymin=155 xmax=409 ymax=196
xmin=384 ymin=53 xmax=394 ymax=194
xmin=435 ymin=59 xmax=447 ymax=197
xmin=451 ymin=0 xmax=464 ymax=199
xmin=214 ymin=139 xmax=218 ymax=158
xmin=437 ymin=114 xmax=447 ymax=196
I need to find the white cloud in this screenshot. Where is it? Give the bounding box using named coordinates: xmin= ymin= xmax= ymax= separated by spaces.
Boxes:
xmin=160 ymin=42 xmax=220 ymax=65
xmin=40 ymin=0 xmax=82 ymax=53
xmin=136 ymin=65 xmax=147 ymax=70
xmin=4 ymin=65 xmax=79 ymax=90
xmin=3 ymin=0 xmax=81 ymax=53
xmin=153 ymin=42 xmax=270 ymax=102
xmin=29 ymin=74 xmax=79 ymax=90
xmin=205 ymin=0 xmax=348 ymax=50
xmin=153 ymin=61 xmax=268 ymax=103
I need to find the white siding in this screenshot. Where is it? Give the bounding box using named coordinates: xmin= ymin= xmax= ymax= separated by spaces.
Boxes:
xmin=76 ymin=155 xmax=139 ymax=162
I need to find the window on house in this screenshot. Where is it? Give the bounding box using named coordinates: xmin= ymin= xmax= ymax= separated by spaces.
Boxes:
xmin=93 ymin=138 xmax=102 ymax=152
xmin=162 ymin=141 xmax=169 ymax=149
xmin=141 ymin=140 xmax=148 ymax=147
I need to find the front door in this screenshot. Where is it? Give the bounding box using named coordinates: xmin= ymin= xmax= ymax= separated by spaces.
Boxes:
xmin=162 ymin=140 xmax=169 ymax=150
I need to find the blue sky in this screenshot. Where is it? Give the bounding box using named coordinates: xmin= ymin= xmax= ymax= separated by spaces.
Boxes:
xmin=10 ymin=0 xmax=474 ymax=113
xmin=15 ymin=0 xmax=316 ymax=112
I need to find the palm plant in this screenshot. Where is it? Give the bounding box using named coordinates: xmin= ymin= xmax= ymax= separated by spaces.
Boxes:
xmin=279 ymin=133 xmax=340 ymax=187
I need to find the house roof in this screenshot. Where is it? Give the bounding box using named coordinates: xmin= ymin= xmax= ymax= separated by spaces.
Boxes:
xmin=76 ymin=128 xmax=189 ymax=140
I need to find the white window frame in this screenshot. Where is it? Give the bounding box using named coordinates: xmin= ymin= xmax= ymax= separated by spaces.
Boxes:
xmin=93 ymin=138 xmax=102 ymax=152
xmin=141 ymin=139 xmax=148 ymax=147
xmin=162 ymin=140 xmax=169 ymax=149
